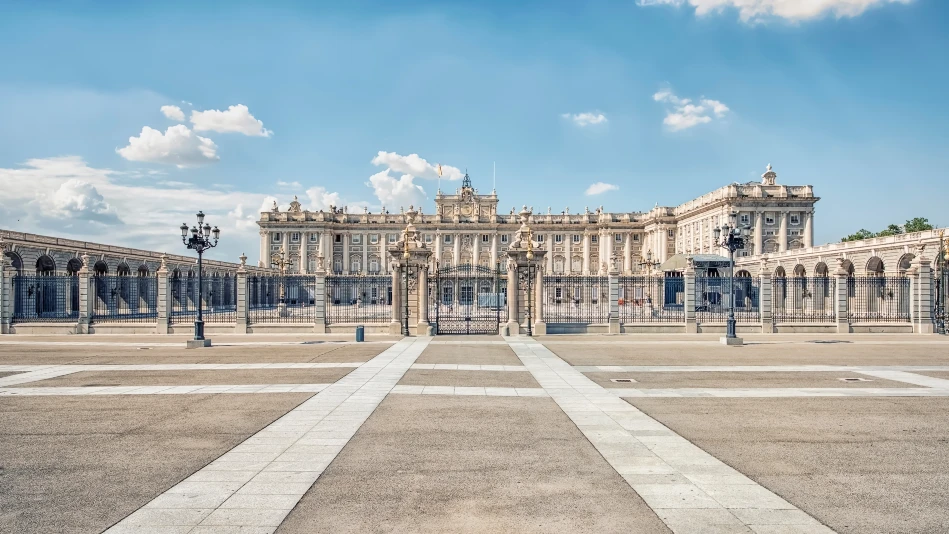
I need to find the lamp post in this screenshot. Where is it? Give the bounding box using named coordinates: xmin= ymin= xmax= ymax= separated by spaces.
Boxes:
xmin=639 ymin=249 xmax=660 ymax=275
xmin=402 ymin=234 xmax=410 ymax=336
xmin=525 ymin=227 xmax=534 ymax=336
xmin=271 ymin=247 xmax=294 ymax=317
xmin=180 ymin=211 xmax=219 ymax=344
xmin=713 ymin=212 xmax=750 ymax=344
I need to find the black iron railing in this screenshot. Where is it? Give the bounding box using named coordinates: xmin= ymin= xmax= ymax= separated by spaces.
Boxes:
xmin=772 ymin=277 xmax=835 ymax=323
xmin=695 ymin=276 xmax=760 ymax=323
xmin=542 ymin=276 xmax=609 ymax=324
xmin=249 ymin=275 xmax=316 ymax=324
xmin=847 ymin=276 xmax=910 ymax=323
xmin=171 ymin=275 xmax=237 ymax=324
xmin=935 ymin=270 xmax=948 ymax=334
xmin=12 ymin=275 xmax=79 ymax=323
xmin=327 ymin=275 xmax=392 ymax=324
xmin=429 ymin=264 xmax=503 ymax=334
xmin=618 ymin=276 xmax=684 ymax=323
xmin=92 ymin=275 xmax=158 ymax=323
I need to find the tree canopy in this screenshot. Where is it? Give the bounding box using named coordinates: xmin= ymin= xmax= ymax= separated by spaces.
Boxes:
xmin=841 ymin=218 xmax=935 ymax=242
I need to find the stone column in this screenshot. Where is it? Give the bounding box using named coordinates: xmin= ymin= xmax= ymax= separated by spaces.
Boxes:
xmin=534 ymin=266 xmax=546 ymax=335
xmin=779 ymin=211 xmax=789 ymax=252
xmin=565 ymin=234 xmax=572 ymax=273
xmin=156 ymin=255 xmax=171 ymax=335
xmin=490 ymin=234 xmax=498 ymax=267
xmin=435 ymin=231 xmax=443 ymax=264
xmin=804 ymin=212 xmax=814 ymax=249
xmin=684 ymin=263 xmax=697 ymax=334
xmin=362 ymin=234 xmax=369 ymax=274
xmin=77 ymin=254 xmax=93 ymax=334
xmin=342 ymin=234 xmax=350 ymax=274
xmin=834 ymin=261 xmax=850 ymax=334
xmin=582 ymin=233 xmax=591 ymax=275
xmin=608 ymin=267 xmax=620 ymax=333
xmin=259 ymin=230 xmax=269 ymax=268
xmin=597 ymin=231 xmax=605 ymax=274
xmin=0 ymin=254 xmax=11 ymax=334
xmin=235 ymin=263 xmax=248 ymax=334
xmin=754 ymin=211 xmax=764 ymax=255
xmin=299 ymin=233 xmax=308 ymax=274
xmin=389 ymin=261 xmax=402 ymax=335
xmin=505 ymin=260 xmax=519 ymax=335
xmin=417 ymin=264 xmax=432 ymax=336
xmin=546 ymin=233 xmax=553 ymax=274
xmin=314 ymin=264 xmax=327 ymax=334
xmin=453 ymin=233 xmax=461 ymax=267
xmin=283 ymin=231 xmax=291 ymax=267
xmin=659 ymin=226 xmax=668 ymax=264
xmin=321 ymin=231 xmax=331 ymax=265
xmin=473 ymin=234 xmax=481 ymax=267
xmin=759 ymin=266 xmax=773 ymax=333
xmin=912 ymin=256 xmax=934 ymax=334
xmin=624 ymin=233 xmax=632 ymax=274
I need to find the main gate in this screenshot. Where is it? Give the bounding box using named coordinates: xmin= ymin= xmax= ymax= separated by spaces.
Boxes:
xmin=429 ymin=263 xmax=505 ymax=335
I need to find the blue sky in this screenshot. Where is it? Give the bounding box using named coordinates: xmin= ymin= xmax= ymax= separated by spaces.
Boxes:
xmin=1 ymin=0 xmax=946 ymax=262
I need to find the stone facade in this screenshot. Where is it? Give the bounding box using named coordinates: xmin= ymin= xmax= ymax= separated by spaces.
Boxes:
xmin=257 ymin=166 xmax=819 ymax=274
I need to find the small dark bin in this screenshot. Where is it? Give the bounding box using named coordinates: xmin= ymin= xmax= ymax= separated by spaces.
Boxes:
xmin=355 ymin=325 xmax=365 ymax=342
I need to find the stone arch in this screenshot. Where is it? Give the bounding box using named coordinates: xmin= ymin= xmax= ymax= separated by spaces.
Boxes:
xmin=814 ymin=262 xmax=829 ymax=277
xmin=137 ymin=264 xmax=150 ymax=277
xmin=4 ymin=250 xmax=23 ymax=273
xmin=35 ymin=254 xmax=56 ymax=275
xmin=774 ymin=266 xmax=787 ymax=278
xmin=866 ymin=256 xmax=885 ymax=276
xmin=116 ymin=262 xmax=132 ymax=276
xmin=67 ymin=258 xmax=83 ymax=275
xmin=736 ymin=270 xmax=753 ymax=278
xmin=93 ymin=260 xmax=108 ymax=276
xmin=897 ymin=253 xmax=915 ymax=275
xmin=793 ymin=264 xmax=807 ymax=277
xmin=839 ymin=260 xmax=855 ymax=277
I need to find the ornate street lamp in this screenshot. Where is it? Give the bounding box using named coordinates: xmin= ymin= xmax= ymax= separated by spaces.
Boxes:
xmin=525 ymin=227 xmax=534 ymax=336
xmin=180 ymin=211 xmax=219 ymax=343
xmin=402 ymin=233 xmax=411 ymax=336
xmin=639 ymin=249 xmax=660 ymax=275
xmin=713 ymin=212 xmax=750 ymax=342
xmin=271 ymin=247 xmax=294 ymax=317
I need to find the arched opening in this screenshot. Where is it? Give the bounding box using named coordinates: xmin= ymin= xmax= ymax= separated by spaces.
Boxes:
xmin=4 ymin=251 xmax=23 ymax=274
xmin=866 ymin=257 xmax=885 ymax=277
xmin=137 ymin=265 xmax=150 ymax=277
xmin=93 ymin=261 xmax=108 ymax=276
xmin=67 ymin=258 xmax=83 ymax=275
xmin=840 ymin=260 xmax=855 ymax=278
xmin=774 ymin=266 xmax=787 ymax=278
xmin=897 ymin=254 xmax=915 ymax=276
xmin=735 ymin=270 xmax=752 ymax=278
xmin=116 ymin=263 xmax=131 ymax=276
xmin=35 ymin=255 xmax=56 ymax=276
xmin=793 ymin=264 xmax=807 ymax=277
xmin=815 ymin=262 xmax=829 ymax=277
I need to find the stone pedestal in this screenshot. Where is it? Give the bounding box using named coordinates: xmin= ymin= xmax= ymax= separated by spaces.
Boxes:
xmin=186 ymin=339 xmax=212 ymax=349
xmin=720 ymin=336 xmax=743 ymax=346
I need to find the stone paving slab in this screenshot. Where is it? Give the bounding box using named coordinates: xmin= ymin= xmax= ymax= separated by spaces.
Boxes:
xmin=0 ymin=393 xmax=312 ymax=534
xmin=398 ymin=369 xmax=541 ymax=388
xmin=0 ymin=343 xmax=393 ymax=365
xmin=415 ymin=342 xmax=521 ymax=365
xmin=11 ymin=368 xmax=355 ymax=388
xmin=275 ymin=394 xmax=670 ymax=534
xmin=585 ymin=371 xmax=919 ymax=389
xmin=0 ymin=371 xmax=21 ymax=378
xmin=627 ymin=397 xmax=949 ymax=533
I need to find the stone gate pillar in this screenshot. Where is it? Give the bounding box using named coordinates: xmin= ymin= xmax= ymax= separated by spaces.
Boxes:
xmin=313 ymin=255 xmax=327 ymax=334
xmin=505 ymin=259 xmax=518 ymax=335
xmin=534 ymin=266 xmax=547 ymax=335
xmin=684 ymin=260 xmax=697 ymax=334
xmin=77 ymin=254 xmax=93 ymax=334
xmin=608 ymin=266 xmax=620 ymax=334
xmin=156 ymin=254 xmax=171 ymax=335
xmin=389 ymin=262 xmax=403 ymax=335
xmin=759 ymin=262 xmax=773 ymax=334
xmin=834 ymin=258 xmax=850 ymax=334
xmin=417 ymin=264 xmax=433 ymax=336
xmin=235 ymin=254 xmax=249 ymax=334
xmin=0 ymin=253 xmax=11 ymax=334
xmin=912 ymin=254 xmax=934 ymax=334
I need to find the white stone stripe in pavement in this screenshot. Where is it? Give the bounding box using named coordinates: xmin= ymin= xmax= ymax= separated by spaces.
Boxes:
xmin=409 ymin=363 xmax=526 ymax=371
xmin=575 ymin=365 xmax=949 ymax=373
xmin=390 ymin=385 xmax=547 ymax=397
xmin=505 ymin=336 xmax=834 ymax=534
xmin=609 ymin=387 xmax=949 ymax=398
xmin=0 ymin=340 xmax=393 ymax=347
xmin=0 ymin=367 xmax=81 ymax=387
xmin=0 ymin=384 xmax=332 ymax=396
xmin=102 ymin=337 xmax=430 ymax=534
xmin=0 ymin=363 xmax=363 ymax=374
xmin=854 ymin=370 xmax=949 ymax=389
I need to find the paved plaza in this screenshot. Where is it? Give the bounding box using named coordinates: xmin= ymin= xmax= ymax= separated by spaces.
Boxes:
xmin=2 ymin=335 xmax=949 ymax=533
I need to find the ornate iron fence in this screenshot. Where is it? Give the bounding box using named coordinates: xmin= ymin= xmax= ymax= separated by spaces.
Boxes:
xmin=772 ymin=277 xmax=835 ymax=323
xmin=428 ymin=265 xmax=503 ymax=334
xmin=847 ymin=276 xmax=911 ymax=323
xmin=249 ymin=275 xmax=316 ymax=324
xmin=91 ymin=275 xmax=158 ymax=323
xmin=935 ymin=270 xmax=948 ymax=334
xmin=327 ymin=275 xmax=393 ymax=325
xmin=618 ymin=276 xmax=684 ymax=323
xmin=695 ymin=276 xmax=760 ymax=323
xmin=170 ymin=275 xmax=237 ymax=324
xmin=542 ymin=276 xmax=609 ymax=324
xmin=11 ymin=275 xmax=79 ymax=323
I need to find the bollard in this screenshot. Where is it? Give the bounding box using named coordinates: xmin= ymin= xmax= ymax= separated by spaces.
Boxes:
xmin=355 ymin=325 xmax=365 ymax=342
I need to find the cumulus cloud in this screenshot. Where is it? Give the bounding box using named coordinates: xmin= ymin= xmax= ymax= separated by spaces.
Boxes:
xmin=585 ymin=182 xmax=619 ymax=196
xmin=305 ymin=186 xmax=342 ymax=211
xmin=367 ymin=169 xmax=427 ymax=208
xmin=636 ymin=0 xmax=912 ymax=22
xmin=653 ymin=89 xmax=729 ymax=131
xmin=116 ymin=125 xmax=219 ymax=167
xmin=562 ymin=112 xmax=608 ymax=127
xmin=48 ymin=179 xmax=121 ymax=224
xmin=190 ymin=104 xmax=273 ymax=137
xmin=370 ymin=151 xmax=464 ymax=181
xmin=160 ymin=105 xmax=185 ymax=122
xmin=276 ymin=180 xmax=302 ymax=188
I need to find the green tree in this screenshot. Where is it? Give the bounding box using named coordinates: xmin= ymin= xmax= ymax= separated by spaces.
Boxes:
xmin=903 ymin=217 xmax=934 ymax=233
xmin=842 ymin=229 xmax=876 ymax=242
xmin=876 ymin=224 xmax=904 ymax=237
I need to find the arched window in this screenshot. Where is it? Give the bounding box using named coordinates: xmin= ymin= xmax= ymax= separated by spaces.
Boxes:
xmin=735 ymin=270 xmax=752 ymax=278
xmin=4 ymin=251 xmax=23 ymax=274
xmin=93 ymin=261 xmax=108 ymax=276
xmin=35 ymin=255 xmax=56 ymax=276
xmin=897 ymin=254 xmax=915 ymax=276
xmin=137 ymin=265 xmax=150 ymax=277
xmin=866 ymin=257 xmax=885 ymax=277
xmin=815 ymin=262 xmax=829 ymax=277
xmin=67 ymin=258 xmax=83 ymax=276
xmin=793 ymin=264 xmax=807 ymax=277
xmin=117 ymin=263 xmax=131 ymax=276
xmin=774 ymin=266 xmax=787 ymax=278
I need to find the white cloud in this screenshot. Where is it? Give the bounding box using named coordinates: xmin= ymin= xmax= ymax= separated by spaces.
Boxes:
xmin=276 ymin=180 xmax=302 ymax=188
xmin=116 ymin=125 xmax=219 ymax=167
xmin=48 ymin=179 xmax=121 ymax=224
xmin=636 ymin=0 xmax=912 ymax=22
xmin=653 ymin=88 xmax=730 ymax=131
xmin=585 ymin=182 xmax=619 ymax=196
xmin=227 ymin=203 xmax=259 ymax=231
xmin=160 ymin=105 xmax=185 ymax=122
xmin=305 ymin=186 xmax=342 ymax=211
xmin=562 ymin=112 xmax=608 ymax=127
xmin=190 ymin=104 xmax=273 ymax=137
xmin=370 ymin=151 xmax=464 ymax=181
xmin=367 ymin=169 xmax=427 ymax=208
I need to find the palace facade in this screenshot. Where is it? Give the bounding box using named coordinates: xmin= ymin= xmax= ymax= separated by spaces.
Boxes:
xmin=256 ymin=165 xmax=819 ymax=275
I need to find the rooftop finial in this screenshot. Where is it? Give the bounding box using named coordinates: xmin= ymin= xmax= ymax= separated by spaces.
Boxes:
xmin=462 ymin=170 xmax=472 ymax=190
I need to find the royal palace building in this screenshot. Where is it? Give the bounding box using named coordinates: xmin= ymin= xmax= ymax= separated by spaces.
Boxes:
xmin=257 ymin=165 xmax=818 ymax=275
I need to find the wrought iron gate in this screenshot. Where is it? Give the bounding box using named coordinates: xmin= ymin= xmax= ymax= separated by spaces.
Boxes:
xmin=429 ymin=263 xmax=504 ymax=335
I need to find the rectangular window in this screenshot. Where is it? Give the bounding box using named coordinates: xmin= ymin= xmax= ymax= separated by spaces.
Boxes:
xmin=573 ymin=234 xmax=581 ymax=243
xmin=765 ymin=215 xmax=775 ymax=225
xmin=351 ymin=259 xmax=361 ymax=272
xmin=633 ymin=234 xmax=639 ymax=242
xmin=272 ymin=233 xmax=282 ymax=243
xmin=444 ymin=235 xmax=452 ymax=244
xmin=308 ymin=260 xmax=316 ymax=272
xmin=370 ymin=234 xmax=379 ymax=244
xmin=333 ymin=259 xmax=342 ymax=272
xmin=501 ymin=235 xmax=508 ymax=243
xmin=667 ymin=230 xmax=674 ymax=238
xmin=790 ymin=215 xmax=800 ymax=225
xmin=388 ymin=233 xmax=397 ymax=243
xmin=555 ymin=234 xmax=563 ymax=243
xmin=425 ymin=234 xmax=433 ymax=243
xmin=615 ymin=234 xmax=622 ymax=242
xmin=482 ymin=234 xmax=489 ymax=243
xmin=370 ymin=259 xmax=379 ymax=272
xmin=536 ymin=234 xmax=544 ymax=243
xmin=591 ymin=235 xmax=598 ymax=243
xmin=740 ymin=214 xmax=750 ymax=225
xmin=309 ymin=233 xmax=319 ymax=242
xmin=555 ymin=287 xmax=563 ymax=299
xmin=352 ymin=234 xmax=362 ymax=244
xmin=334 ymin=234 xmax=342 ymax=243
xmin=290 ymin=232 xmax=300 ymax=242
